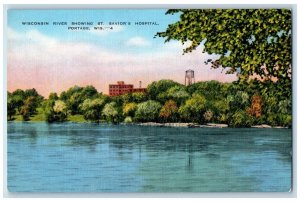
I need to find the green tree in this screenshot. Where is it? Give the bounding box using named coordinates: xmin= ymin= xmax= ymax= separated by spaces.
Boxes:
xmin=131 ymin=92 xmax=147 ymax=103
xmin=228 ymin=91 xmax=250 ymax=111
xmin=147 ymin=80 xmax=182 ymax=101
xmin=102 ymin=102 xmax=120 ymax=123
xmin=9 ymin=89 xmax=44 ymax=121
xmin=212 ymin=99 xmax=230 ymax=123
xmin=262 ymin=94 xmax=292 ymax=127
xmin=135 ymin=100 xmax=162 ymax=122
xmin=10 ymin=89 xmax=40 ymax=113
xmin=80 ymin=98 xmax=106 ymax=122
xmin=178 ymin=94 xmax=207 ymax=123
xmin=7 ymin=94 xmax=16 ymax=121
xmin=48 ymin=92 xmax=58 ymax=100
xmin=24 ymin=88 xmax=43 ymax=100
xmin=160 ymin=86 xmax=190 ymax=105
xmin=230 ymin=109 xmax=254 ymax=127
xmin=187 ymin=81 xmax=224 ymax=100
xmin=60 ymin=85 xmax=99 ymax=114
xmin=157 ymin=9 xmax=292 ymax=97
xmin=45 ymin=100 xmax=68 ymax=122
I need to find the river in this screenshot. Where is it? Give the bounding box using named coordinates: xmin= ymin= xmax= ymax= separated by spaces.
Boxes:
xmin=7 ymin=122 xmax=292 ymax=192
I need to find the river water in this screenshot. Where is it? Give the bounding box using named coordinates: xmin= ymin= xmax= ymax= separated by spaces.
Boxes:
xmin=7 ymin=122 xmax=292 ymax=192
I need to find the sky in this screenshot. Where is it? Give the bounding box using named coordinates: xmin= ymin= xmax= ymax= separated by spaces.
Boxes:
xmin=7 ymin=9 xmax=237 ymax=97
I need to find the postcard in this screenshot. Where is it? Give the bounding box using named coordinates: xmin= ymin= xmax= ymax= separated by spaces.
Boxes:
xmin=6 ymin=8 xmax=292 ymax=193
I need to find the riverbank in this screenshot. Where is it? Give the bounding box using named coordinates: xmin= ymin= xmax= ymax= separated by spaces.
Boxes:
xmin=9 ymin=115 xmax=289 ymax=129
xmin=133 ymin=122 xmax=288 ymax=129
xmin=135 ymin=122 xmax=229 ymax=128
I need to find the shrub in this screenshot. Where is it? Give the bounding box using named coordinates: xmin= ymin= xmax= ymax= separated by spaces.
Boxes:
xmin=124 ymin=116 xmax=133 ymax=123
xmin=203 ymin=110 xmax=213 ymax=122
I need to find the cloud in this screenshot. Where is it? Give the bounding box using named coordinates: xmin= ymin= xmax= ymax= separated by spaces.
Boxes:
xmin=163 ymin=40 xmax=192 ymax=50
xmin=7 ymin=28 xmax=237 ymax=97
xmin=125 ymin=36 xmax=151 ymax=47
xmin=8 ymin=27 xmax=56 ymax=45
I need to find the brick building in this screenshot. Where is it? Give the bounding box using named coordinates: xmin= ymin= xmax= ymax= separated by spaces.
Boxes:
xmin=109 ymin=81 xmax=146 ymax=96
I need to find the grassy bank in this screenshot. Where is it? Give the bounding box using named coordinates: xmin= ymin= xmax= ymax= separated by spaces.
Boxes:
xmin=12 ymin=110 xmax=86 ymax=123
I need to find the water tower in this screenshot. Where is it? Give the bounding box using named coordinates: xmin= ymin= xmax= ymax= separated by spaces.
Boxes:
xmin=185 ymin=69 xmax=195 ymax=86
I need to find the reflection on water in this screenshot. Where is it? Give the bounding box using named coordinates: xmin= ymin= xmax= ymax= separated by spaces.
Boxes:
xmin=7 ymin=122 xmax=292 ymax=192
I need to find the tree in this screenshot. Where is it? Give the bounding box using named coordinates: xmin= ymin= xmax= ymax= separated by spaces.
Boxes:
xmin=246 ymin=94 xmax=263 ymax=118
xmin=24 ymin=88 xmax=42 ymax=99
xmin=159 ymin=86 xmax=190 ymax=105
xmin=80 ymin=98 xmax=106 ymax=122
xmin=60 ymin=85 xmax=99 ymax=114
xmin=7 ymin=95 xmax=16 ymax=121
xmin=131 ymin=92 xmax=147 ymax=103
xmin=52 ymin=100 xmax=68 ymax=121
xmin=178 ymin=94 xmax=207 ymax=123
xmin=48 ymin=92 xmax=58 ymax=100
xmin=9 ymin=89 xmax=44 ymax=120
xmin=230 ymin=109 xmax=254 ymax=128
xmin=45 ymin=100 xmax=68 ymax=122
xmin=228 ymin=91 xmax=250 ymax=112
xmin=119 ymin=92 xmax=147 ymax=104
xmin=135 ymin=100 xmax=162 ymax=122
xmin=123 ymin=102 xmax=137 ymax=117
xmin=102 ymin=102 xmax=120 ymax=123
xmin=262 ymin=94 xmax=291 ymax=127
xmin=159 ymin=100 xmax=179 ymax=122
xmin=9 ymin=89 xmax=26 ymax=113
xmin=157 ymin=9 xmax=292 ymax=97
xmin=187 ymin=81 xmax=224 ymax=100
xmin=212 ymin=99 xmax=230 ymax=123
xmin=19 ymin=96 xmax=38 ymax=121
xmin=147 ymin=80 xmax=182 ymax=100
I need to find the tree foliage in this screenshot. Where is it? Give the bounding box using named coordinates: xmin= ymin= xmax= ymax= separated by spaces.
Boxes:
xmin=7 ymin=95 xmax=16 ymax=121
xmin=102 ymin=102 xmax=120 ymax=123
xmin=156 ymin=9 xmax=292 ymax=97
xmin=19 ymin=96 xmax=39 ymax=121
xmin=246 ymin=94 xmax=263 ymax=118
xmin=159 ymin=100 xmax=179 ymax=122
xmin=230 ymin=109 xmax=254 ymax=127
xmin=123 ymin=102 xmax=138 ymax=117
xmin=44 ymin=98 xmax=68 ymax=123
xmin=135 ymin=100 xmax=162 ymax=122
xmin=80 ymin=98 xmax=106 ymax=122
xmin=147 ymin=79 xmax=183 ymax=101
xmin=60 ymin=85 xmax=99 ymax=114
xmin=178 ymin=94 xmax=207 ymax=123
xmin=7 ymin=80 xmax=292 ymax=127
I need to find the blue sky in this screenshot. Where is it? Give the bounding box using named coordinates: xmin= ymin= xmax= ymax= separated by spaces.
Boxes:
xmin=8 ymin=9 xmax=180 ymax=54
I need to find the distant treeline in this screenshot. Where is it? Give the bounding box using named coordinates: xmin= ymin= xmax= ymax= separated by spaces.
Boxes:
xmin=7 ymin=80 xmax=292 ymax=127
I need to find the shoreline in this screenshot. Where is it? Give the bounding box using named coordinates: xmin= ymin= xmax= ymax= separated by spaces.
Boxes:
xmin=133 ymin=122 xmax=288 ymax=129
xmin=7 ymin=120 xmax=289 ymax=129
